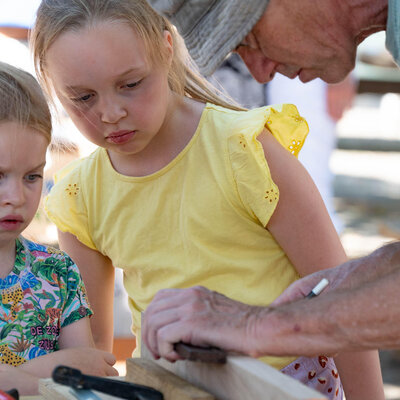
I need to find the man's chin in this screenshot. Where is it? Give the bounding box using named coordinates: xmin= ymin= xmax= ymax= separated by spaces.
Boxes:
xmin=313 ymin=67 xmax=353 ymax=84
xmin=274 ymin=66 xmax=303 ymax=81
xmin=298 ymin=69 xmax=318 ymax=83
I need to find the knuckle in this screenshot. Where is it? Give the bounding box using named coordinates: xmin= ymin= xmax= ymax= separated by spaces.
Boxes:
xmin=190 ymin=285 xmax=207 ymax=297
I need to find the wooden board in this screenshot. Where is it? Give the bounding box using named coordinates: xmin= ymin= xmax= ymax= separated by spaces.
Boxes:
xmin=138 ymin=343 xmax=327 ymax=400
xmin=40 ymin=363 xmax=213 ymax=400
xmin=126 ymin=358 xmax=215 ymax=400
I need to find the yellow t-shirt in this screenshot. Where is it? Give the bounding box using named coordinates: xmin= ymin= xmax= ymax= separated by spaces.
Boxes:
xmin=45 ymin=103 xmax=308 ymax=369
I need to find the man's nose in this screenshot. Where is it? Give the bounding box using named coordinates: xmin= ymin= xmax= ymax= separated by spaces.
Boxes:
xmin=236 ymin=46 xmax=278 ymax=83
xmin=100 ymin=96 xmax=128 ymax=124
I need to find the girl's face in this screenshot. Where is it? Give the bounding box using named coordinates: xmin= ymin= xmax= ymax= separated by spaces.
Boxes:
xmin=46 ymin=20 xmax=174 ymax=162
xmin=0 ymin=122 xmax=47 ymax=244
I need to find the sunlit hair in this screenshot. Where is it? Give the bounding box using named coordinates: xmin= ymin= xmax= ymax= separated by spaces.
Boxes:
xmin=0 ymin=61 xmax=52 ymax=142
xmin=30 ymin=0 xmax=244 ymax=111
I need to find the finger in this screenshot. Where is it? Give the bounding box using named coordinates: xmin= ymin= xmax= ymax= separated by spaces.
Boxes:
xmin=156 ymin=322 xmax=189 ymax=362
xmin=143 ymin=287 xmax=210 ymax=356
xmin=143 ymin=289 xmax=188 ymax=348
xmin=271 ymin=275 xmax=319 ymax=306
xmin=146 ymin=287 xmax=205 ymax=316
xmin=104 ymin=351 xmax=117 ymax=366
xmin=107 ymin=366 xmax=119 ymax=376
xmin=148 ymin=288 xmax=186 ymax=310
xmin=145 ymin=308 xmax=182 ymax=358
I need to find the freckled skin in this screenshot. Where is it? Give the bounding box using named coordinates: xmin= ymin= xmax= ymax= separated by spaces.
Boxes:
xmin=293 ymin=324 xmax=301 ymax=333
xmin=235 ymin=0 xmax=387 ymax=83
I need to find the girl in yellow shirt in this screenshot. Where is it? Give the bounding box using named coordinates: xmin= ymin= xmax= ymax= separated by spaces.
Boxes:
xmin=32 ymin=0 xmax=383 ymax=398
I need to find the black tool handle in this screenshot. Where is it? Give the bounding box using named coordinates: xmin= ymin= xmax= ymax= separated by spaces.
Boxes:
xmin=174 ymin=342 xmax=227 ymax=364
xmin=52 ymin=365 xmax=163 ymax=400
xmin=6 ymin=390 xmax=19 ymax=400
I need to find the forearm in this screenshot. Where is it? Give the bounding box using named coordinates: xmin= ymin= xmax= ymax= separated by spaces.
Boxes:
xmin=91 ymin=317 xmax=114 ymax=352
xmin=18 ymin=348 xmax=118 ymax=378
xmin=334 ymin=350 xmax=384 ymax=400
xmin=327 ymin=241 xmax=400 ymax=292
xmin=251 ymin=244 xmax=400 ymax=356
xmin=18 ymin=349 xmax=84 ymax=378
xmin=0 ymin=367 xmax=39 ymax=396
xmin=58 ymin=231 xmax=116 ymax=352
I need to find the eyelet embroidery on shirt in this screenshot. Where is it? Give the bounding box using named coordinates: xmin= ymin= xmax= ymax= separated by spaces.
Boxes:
xmin=264 ymin=189 xmax=278 ymax=203
xmin=238 ymin=134 xmax=246 ymax=148
xmin=289 ymin=140 xmax=302 ymax=155
xmin=65 ymin=183 xmax=80 ymax=196
xmin=291 ymin=114 xmax=304 ymax=123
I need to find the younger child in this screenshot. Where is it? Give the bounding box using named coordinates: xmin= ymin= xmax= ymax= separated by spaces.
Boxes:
xmin=32 ymin=0 xmax=384 ymax=398
xmin=0 ymin=61 xmax=117 ymax=395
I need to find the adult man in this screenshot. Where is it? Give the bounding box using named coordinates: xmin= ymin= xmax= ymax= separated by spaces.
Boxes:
xmin=143 ymin=0 xmax=400 ymax=361
xmin=148 ymin=0 xmax=398 ymax=83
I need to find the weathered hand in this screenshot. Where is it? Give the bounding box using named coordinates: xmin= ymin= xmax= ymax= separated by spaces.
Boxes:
xmin=271 ymin=270 xmax=330 ymax=306
xmin=143 ymin=286 xmax=262 ymax=361
xmin=272 ymin=258 xmax=360 ymax=307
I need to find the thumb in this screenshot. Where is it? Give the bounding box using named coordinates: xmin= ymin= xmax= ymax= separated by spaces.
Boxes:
xmin=271 ymin=274 xmax=322 ymax=306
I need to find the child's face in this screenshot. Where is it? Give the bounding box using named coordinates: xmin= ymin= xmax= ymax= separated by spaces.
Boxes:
xmin=46 ymin=20 xmax=174 ymax=160
xmin=0 ymin=122 xmax=47 ymax=243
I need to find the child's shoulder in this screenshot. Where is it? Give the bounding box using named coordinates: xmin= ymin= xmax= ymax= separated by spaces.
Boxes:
xmin=206 ymin=103 xmax=302 ymax=122
xmin=205 ymin=103 xmax=284 ymax=132
xmin=53 ymin=147 xmax=104 ymax=185
xmin=21 ymin=237 xmax=72 ymax=265
xmin=203 ymin=103 xmax=275 ymax=140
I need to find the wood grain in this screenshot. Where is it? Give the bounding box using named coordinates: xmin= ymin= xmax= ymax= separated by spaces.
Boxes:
xmin=126 ymin=358 xmax=215 ymax=400
xmin=139 ymin=343 xmax=327 ymax=400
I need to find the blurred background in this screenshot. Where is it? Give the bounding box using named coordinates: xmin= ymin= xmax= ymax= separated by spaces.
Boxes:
xmin=1 ymin=1 xmax=399 ymax=395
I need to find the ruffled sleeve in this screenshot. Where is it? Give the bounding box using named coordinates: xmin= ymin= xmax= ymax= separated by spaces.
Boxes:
xmin=44 ymin=159 xmax=96 ymax=250
xmin=228 ymin=104 xmax=308 ymax=226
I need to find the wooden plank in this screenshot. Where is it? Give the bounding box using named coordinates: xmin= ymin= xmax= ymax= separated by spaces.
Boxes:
xmin=126 ymin=358 xmax=215 ymax=400
xmin=139 ymin=343 xmax=326 ymax=400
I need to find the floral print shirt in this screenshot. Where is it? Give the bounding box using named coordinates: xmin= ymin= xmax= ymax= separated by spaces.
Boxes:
xmin=0 ymin=237 xmax=92 ymax=366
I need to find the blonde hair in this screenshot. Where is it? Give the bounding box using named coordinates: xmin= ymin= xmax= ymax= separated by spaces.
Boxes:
xmin=0 ymin=61 xmax=52 ymax=142
xmin=30 ymin=0 xmax=244 ymax=111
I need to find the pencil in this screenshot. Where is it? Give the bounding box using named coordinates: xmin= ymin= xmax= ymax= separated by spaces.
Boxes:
xmin=305 ymin=278 xmax=329 ymax=299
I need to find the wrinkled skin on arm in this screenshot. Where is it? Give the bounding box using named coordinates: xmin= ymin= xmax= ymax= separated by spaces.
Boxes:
xmin=144 ymin=241 xmax=400 ymax=360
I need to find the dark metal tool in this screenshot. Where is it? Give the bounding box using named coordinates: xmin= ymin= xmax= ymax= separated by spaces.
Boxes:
xmin=52 ymin=365 xmax=164 ymax=400
xmin=0 ymin=389 xmax=19 ymax=400
xmin=174 ymin=342 xmax=227 ymax=364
